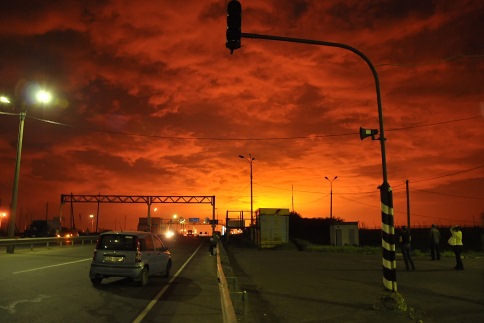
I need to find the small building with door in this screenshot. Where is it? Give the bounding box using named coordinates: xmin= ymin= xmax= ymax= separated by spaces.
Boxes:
xmin=330 ymin=222 xmax=359 ymax=246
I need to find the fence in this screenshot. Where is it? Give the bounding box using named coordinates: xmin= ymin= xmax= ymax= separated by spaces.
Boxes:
xmin=217 ymin=241 xmax=248 ymax=321
xmin=0 ymin=236 xmax=98 ymax=253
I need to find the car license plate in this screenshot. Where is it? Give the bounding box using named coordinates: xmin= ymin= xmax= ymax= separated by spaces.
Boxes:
xmin=103 ymin=255 xmax=124 ymax=263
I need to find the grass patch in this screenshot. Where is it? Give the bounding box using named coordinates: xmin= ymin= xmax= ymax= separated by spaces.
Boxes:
xmin=292 ymin=239 xmax=484 ymax=257
xmin=293 ymin=239 xmax=380 ymax=254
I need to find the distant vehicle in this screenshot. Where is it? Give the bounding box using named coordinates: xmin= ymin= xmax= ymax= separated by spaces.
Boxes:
xmin=60 ymin=228 xmax=79 ymax=238
xmin=137 ymin=217 xmax=168 ymax=236
xmin=187 ymin=230 xmax=194 ymax=237
xmin=23 ymin=220 xmax=61 ymax=237
xmin=89 ymin=231 xmax=172 ymax=286
xmin=164 ymin=230 xmax=175 ymax=239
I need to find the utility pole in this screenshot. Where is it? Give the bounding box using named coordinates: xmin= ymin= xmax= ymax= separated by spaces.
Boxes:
xmin=325 ymin=176 xmax=338 ymax=220
xmin=406 ymin=180 xmax=411 ymax=228
xmin=239 ymin=154 xmax=255 ymax=225
xmin=226 ymin=0 xmax=396 ymax=292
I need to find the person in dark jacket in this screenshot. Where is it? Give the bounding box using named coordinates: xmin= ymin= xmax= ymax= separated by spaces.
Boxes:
xmin=429 ymin=224 xmax=441 ymax=260
xmin=399 ymin=226 xmax=415 ymax=271
xmin=209 ymin=233 xmax=219 ymax=256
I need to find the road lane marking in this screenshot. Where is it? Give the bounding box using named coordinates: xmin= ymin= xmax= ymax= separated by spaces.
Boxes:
xmin=132 ymin=243 xmax=204 ymax=323
xmin=13 ymin=258 xmax=92 ymax=274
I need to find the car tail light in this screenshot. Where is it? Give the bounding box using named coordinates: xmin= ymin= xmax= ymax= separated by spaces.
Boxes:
xmin=135 ymin=239 xmax=142 ymax=262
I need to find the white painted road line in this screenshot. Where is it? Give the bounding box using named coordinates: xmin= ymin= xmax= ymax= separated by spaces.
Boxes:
xmin=132 ymin=243 xmax=204 ymax=323
xmin=13 ymin=258 xmax=92 ymax=274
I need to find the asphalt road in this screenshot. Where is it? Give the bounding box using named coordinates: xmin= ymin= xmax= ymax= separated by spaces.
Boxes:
xmin=0 ymin=236 xmax=222 ymax=323
xmin=225 ymin=245 xmax=484 ymax=323
xmin=2 ymin=237 xmax=483 ymax=323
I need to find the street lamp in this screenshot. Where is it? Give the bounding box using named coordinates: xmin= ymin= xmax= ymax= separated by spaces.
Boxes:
xmin=239 ymin=154 xmax=255 ymax=225
xmin=0 ymin=211 xmax=7 ymax=234
xmin=89 ymin=214 xmax=94 ymax=232
xmin=324 ymin=176 xmax=338 ymax=220
xmin=0 ymin=96 xmax=10 ymax=104
xmin=1 ymin=90 xmax=52 ymax=253
xmin=171 ymin=214 xmax=177 ymax=230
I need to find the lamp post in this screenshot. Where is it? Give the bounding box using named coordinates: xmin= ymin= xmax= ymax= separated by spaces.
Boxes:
xmin=324 ymin=176 xmax=338 ymax=221
xmin=239 ymin=154 xmax=255 ymax=225
xmin=172 ymin=214 xmax=177 ymax=231
xmin=1 ymin=91 xmax=52 ymax=253
xmin=0 ymin=211 xmax=7 ymax=234
xmin=89 ymin=214 xmax=94 ymax=232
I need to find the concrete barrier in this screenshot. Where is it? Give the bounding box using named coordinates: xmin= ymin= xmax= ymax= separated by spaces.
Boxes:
xmin=216 ymin=244 xmax=238 ymax=323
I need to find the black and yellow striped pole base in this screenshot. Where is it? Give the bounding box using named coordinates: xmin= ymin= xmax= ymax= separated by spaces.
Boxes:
xmin=380 ymin=181 xmax=397 ymax=292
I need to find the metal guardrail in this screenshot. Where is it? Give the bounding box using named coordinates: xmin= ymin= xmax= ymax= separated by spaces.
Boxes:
xmin=216 ymin=242 xmax=248 ymax=322
xmin=216 ymin=243 xmax=238 ymax=323
xmin=0 ymin=236 xmax=98 ymax=253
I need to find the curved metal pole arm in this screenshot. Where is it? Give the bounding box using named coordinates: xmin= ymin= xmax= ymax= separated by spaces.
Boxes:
xmin=241 ymin=33 xmax=388 ymax=183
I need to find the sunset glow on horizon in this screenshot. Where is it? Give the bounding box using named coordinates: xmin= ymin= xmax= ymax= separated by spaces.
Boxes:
xmin=0 ymin=1 xmax=482 ymax=233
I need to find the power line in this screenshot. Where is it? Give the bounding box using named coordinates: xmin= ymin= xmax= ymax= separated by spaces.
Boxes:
xmin=375 ymin=54 xmax=484 ymax=68
xmin=337 ymin=195 xmax=475 ymax=224
xmin=254 ymin=169 xmax=482 ymax=198
xmin=410 ymin=165 xmax=483 ymax=183
xmin=412 ymin=188 xmax=484 ymax=200
xmin=1 ymin=111 xmax=479 ymax=142
xmin=386 ymin=116 xmax=481 ymax=132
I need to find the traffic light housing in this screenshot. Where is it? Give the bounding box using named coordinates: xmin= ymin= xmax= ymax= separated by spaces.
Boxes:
xmin=226 ymin=0 xmax=242 ymax=53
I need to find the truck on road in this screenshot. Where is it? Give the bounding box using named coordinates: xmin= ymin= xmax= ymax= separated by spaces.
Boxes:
xmin=23 ymin=219 xmax=62 ymax=237
xmin=137 ymin=217 xmax=168 ymax=236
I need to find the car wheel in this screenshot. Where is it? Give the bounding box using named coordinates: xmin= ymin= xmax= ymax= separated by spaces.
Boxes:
xmin=164 ymin=260 xmax=172 ymax=278
xmin=139 ymin=267 xmax=149 ymax=287
xmin=91 ymin=277 xmax=102 ymax=285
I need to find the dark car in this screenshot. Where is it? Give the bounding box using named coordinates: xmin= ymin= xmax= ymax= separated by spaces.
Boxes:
xmin=89 ymin=231 xmax=172 ymax=286
xmin=60 ymin=228 xmax=79 ymax=238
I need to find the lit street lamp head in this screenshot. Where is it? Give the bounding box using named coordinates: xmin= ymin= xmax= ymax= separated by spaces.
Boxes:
xmin=36 ymin=90 xmax=53 ymax=104
xmin=239 ymin=154 xmax=255 ymax=162
xmin=1 ymin=89 xmax=53 ymax=108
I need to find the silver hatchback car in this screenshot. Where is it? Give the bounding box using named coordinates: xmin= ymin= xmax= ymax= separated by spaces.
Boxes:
xmin=89 ymin=231 xmax=172 ymax=286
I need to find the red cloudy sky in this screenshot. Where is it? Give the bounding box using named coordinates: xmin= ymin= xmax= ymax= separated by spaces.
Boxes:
xmin=0 ymin=0 xmax=483 ymax=232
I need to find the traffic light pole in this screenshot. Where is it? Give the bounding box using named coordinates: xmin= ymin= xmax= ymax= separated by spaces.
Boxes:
xmin=236 ymin=32 xmax=397 ymax=292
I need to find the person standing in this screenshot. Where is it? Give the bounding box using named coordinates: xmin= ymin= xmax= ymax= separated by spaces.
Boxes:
xmin=209 ymin=233 xmax=219 ymax=256
xmin=450 ymin=225 xmax=464 ymax=270
xmin=399 ymin=226 xmax=415 ymax=271
xmin=429 ymin=224 xmax=441 ymax=260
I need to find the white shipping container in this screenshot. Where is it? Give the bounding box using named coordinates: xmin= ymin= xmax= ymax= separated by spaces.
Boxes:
xmin=257 ymin=208 xmax=289 ymax=248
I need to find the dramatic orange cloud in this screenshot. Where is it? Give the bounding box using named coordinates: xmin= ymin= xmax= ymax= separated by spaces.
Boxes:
xmin=0 ymin=1 xmax=483 ymax=232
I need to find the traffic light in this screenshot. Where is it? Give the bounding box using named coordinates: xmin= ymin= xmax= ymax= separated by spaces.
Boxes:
xmin=226 ymin=0 xmax=242 ymax=54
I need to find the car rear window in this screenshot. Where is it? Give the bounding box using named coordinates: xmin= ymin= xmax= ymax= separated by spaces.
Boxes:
xmin=98 ymin=234 xmax=137 ymax=251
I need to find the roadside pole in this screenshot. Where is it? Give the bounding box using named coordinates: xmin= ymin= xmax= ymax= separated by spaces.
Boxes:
xmin=226 ymin=0 xmax=397 ymax=292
